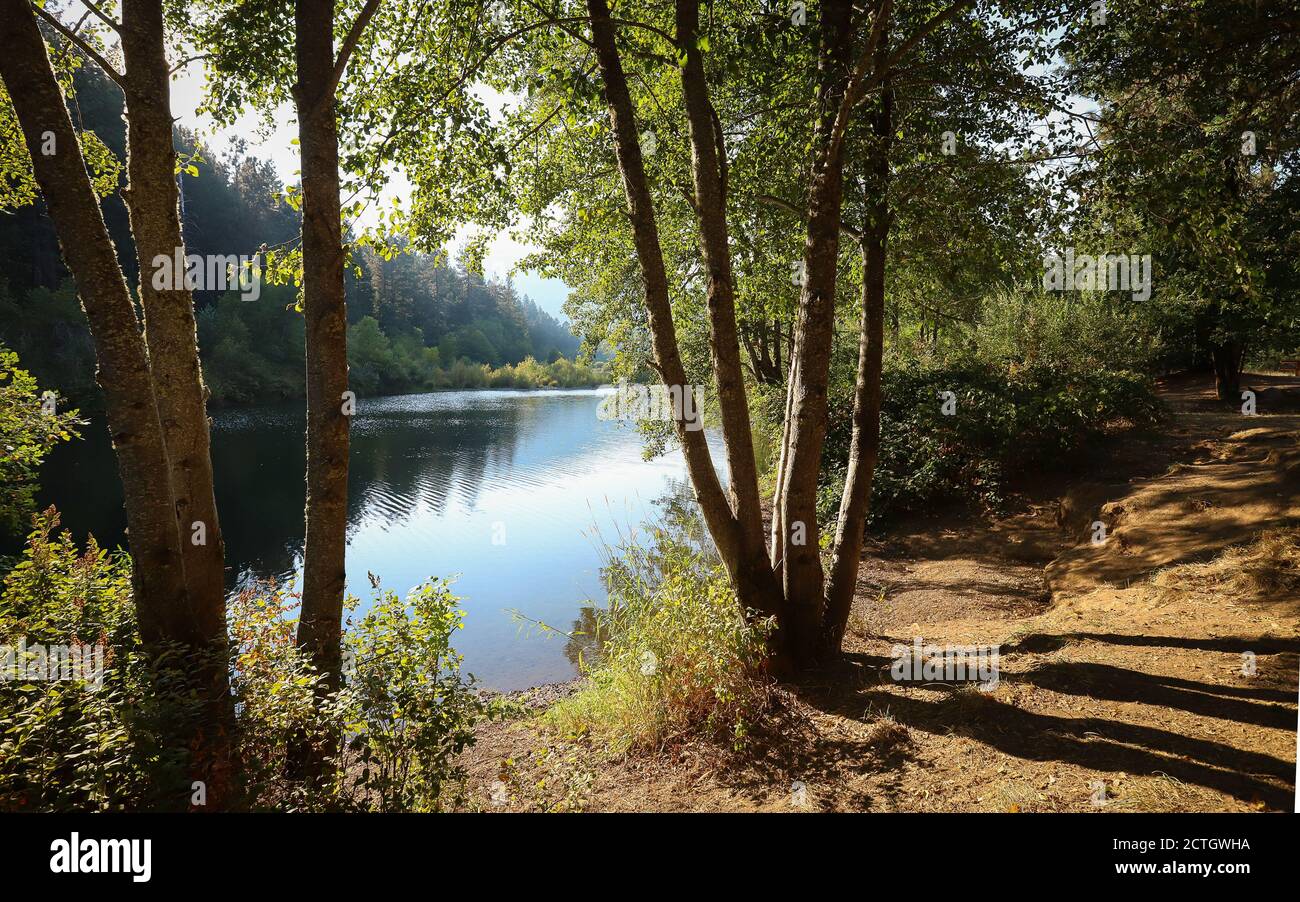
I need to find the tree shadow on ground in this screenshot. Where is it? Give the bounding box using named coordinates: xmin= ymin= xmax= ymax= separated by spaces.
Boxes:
xmin=1018 ymin=659 xmax=1297 ymax=729
xmin=1006 ymin=631 xmax=1300 ymax=657
xmin=788 ymin=649 xmax=1295 ymax=809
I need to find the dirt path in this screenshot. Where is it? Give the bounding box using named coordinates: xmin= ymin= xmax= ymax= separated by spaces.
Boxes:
xmin=458 ymin=373 xmax=1300 ymax=812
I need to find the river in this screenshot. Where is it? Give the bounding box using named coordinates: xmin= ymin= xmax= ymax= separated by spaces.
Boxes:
xmin=33 ymin=388 xmax=715 ymax=690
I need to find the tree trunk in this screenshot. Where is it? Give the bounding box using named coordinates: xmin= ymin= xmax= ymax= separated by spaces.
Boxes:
xmin=675 ymin=0 xmax=784 ymax=622
xmin=768 ymin=330 xmax=799 ymax=569
xmin=119 ymin=0 xmax=237 ymax=803
xmin=294 ymin=0 xmax=352 ymax=691
xmin=771 ymin=319 xmax=783 ymax=378
xmin=821 ymin=68 xmax=891 ymax=658
xmin=742 ymin=321 xmax=783 ymax=385
xmin=1212 ymin=338 xmax=1244 ymax=402
xmin=0 ymin=0 xmax=229 ymax=807
xmin=775 ymin=0 xmax=858 ymax=664
xmin=586 ymin=0 xmax=781 ymax=624
xmin=0 ymin=0 xmax=191 ymax=643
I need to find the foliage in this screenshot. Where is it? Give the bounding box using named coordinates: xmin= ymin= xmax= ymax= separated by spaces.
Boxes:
xmin=223 ymin=583 xmax=332 ymax=809
xmin=1063 ymin=0 xmax=1300 ymax=372
xmin=0 ymin=510 xmax=195 ymax=811
xmin=965 ymin=281 xmax=1170 ymax=375
xmin=547 ymin=511 xmax=773 ymax=755
xmin=0 ymin=511 xmax=495 ymax=812
xmin=0 ymin=66 xmax=588 ymax=409
xmin=335 ymin=580 xmax=498 ymax=813
xmin=346 ymin=314 xmax=606 ymax=395
xmin=819 ymin=360 xmax=1164 ymax=525
xmin=0 ymin=346 xmax=80 ymax=535
xmin=1 ymin=63 xmax=121 ymax=209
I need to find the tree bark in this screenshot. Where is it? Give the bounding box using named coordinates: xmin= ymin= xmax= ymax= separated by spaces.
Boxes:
xmin=741 ymin=322 xmax=782 ymax=384
xmin=294 ymin=0 xmax=352 ymax=691
xmin=586 ymin=0 xmax=776 ymax=620
xmin=775 ymin=0 xmax=858 ymax=664
xmin=768 ymin=335 xmax=796 ymax=568
xmin=675 ymin=0 xmax=784 ymax=622
xmin=771 ymin=319 xmax=782 ymax=380
xmin=821 ymin=67 xmax=891 ymax=658
xmin=0 ymin=0 xmax=191 ymax=646
xmin=0 ymin=0 xmax=234 ymax=807
xmin=118 ymin=0 xmax=237 ymax=802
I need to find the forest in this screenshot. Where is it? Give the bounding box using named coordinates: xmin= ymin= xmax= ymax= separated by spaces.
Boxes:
xmin=0 ymin=0 xmax=1297 ymax=841
xmin=0 ymin=63 xmax=593 ymax=408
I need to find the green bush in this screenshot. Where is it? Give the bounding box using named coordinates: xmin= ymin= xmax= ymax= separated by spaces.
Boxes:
xmin=0 ymin=347 xmax=80 ymax=536
xmin=968 ymin=282 xmax=1167 ymax=374
xmin=0 ymin=511 xmax=494 ymax=811
xmin=0 ymin=510 xmax=196 ymax=810
xmin=819 ymin=361 xmax=1164 ymax=525
xmin=547 ymin=516 xmax=772 ymax=755
xmin=334 ymin=581 xmax=495 ymax=812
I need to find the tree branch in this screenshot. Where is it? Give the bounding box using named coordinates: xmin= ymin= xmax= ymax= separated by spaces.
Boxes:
xmin=757 ymin=192 xmax=862 ymax=242
xmin=831 ymin=0 xmax=892 ymax=154
xmin=328 ymin=0 xmax=382 ymax=99
xmin=830 ymin=0 xmax=976 ymax=158
xmin=169 ymin=52 xmax=214 ymax=75
xmin=32 ymin=4 xmax=125 ymax=87
xmin=80 ymin=0 xmax=121 ymax=33
xmin=875 ymin=0 xmax=974 ymax=87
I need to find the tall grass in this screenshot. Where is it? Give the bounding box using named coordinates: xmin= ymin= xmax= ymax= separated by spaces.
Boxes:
xmin=545 ymin=504 xmax=773 ymax=755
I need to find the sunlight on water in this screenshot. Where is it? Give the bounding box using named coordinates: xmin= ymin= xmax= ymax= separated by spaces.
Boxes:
xmin=38 ymin=388 xmax=722 ymax=690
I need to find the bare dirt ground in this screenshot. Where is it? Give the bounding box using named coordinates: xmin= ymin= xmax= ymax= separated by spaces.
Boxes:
xmin=455 ymin=372 xmax=1300 ymax=812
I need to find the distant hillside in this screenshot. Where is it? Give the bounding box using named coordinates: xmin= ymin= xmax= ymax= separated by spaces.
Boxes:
xmin=0 ymin=65 xmax=589 ymax=408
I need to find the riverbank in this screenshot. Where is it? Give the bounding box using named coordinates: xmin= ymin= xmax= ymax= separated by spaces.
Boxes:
xmin=453 ymin=372 xmax=1300 ymax=812
xmin=205 ymin=358 xmax=609 ymax=409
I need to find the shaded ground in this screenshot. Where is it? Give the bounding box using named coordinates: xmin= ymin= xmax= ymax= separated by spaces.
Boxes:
xmin=455 ymin=372 xmax=1300 ymax=812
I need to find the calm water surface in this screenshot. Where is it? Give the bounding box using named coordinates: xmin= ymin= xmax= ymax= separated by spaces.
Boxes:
xmin=36 ymin=389 xmax=717 ymax=690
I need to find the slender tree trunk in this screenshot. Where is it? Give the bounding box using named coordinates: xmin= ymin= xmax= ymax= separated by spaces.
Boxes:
xmin=118 ymin=0 xmax=237 ymax=802
xmin=742 ymin=321 xmax=781 ymax=385
xmin=742 ymin=326 xmax=763 ymax=381
xmin=0 ymin=0 xmax=190 ymax=643
xmin=821 ymin=237 xmax=885 ymax=655
xmin=821 ymin=70 xmax=891 ymax=658
xmin=294 ymin=0 xmax=352 ymax=690
xmin=769 ymin=335 xmax=798 ymax=568
xmin=1212 ymin=338 xmax=1244 ymax=402
xmin=771 ymin=319 xmax=782 ymax=378
xmin=586 ymin=0 xmax=778 ymax=621
xmin=775 ymin=0 xmax=858 ymax=664
xmin=675 ymin=0 xmax=784 ymax=622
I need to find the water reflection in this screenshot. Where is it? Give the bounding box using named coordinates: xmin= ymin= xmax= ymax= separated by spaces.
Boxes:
xmin=558 ymin=483 xmax=717 ymax=673
xmin=33 ymin=389 xmax=719 ymax=690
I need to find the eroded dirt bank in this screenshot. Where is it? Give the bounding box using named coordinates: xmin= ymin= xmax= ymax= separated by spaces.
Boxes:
xmin=456 ymin=372 xmax=1300 ymax=812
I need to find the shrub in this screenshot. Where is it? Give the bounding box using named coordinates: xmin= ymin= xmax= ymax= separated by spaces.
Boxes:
xmin=546 ymin=515 xmax=773 ymax=755
xmin=334 ymin=580 xmax=495 ymax=812
xmin=969 ymin=282 xmax=1166 ymax=374
xmin=0 ymin=510 xmax=195 ymax=811
xmin=819 ymin=361 xmax=1164 ymax=525
xmin=0 ymin=347 xmax=80 ymax=535
xmin=0 ymin=511 xmax=494 ymax=811
xmin=225 ymin=583 xmax=332 ymax=810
